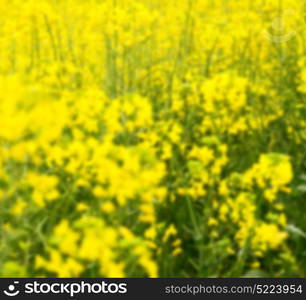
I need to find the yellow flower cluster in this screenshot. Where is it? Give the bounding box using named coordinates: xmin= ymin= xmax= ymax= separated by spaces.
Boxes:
xmin=36 ymin=217 xmax=158 ymax=277
xmin=208 ymin=154 xmax=297 ymax=272
xmin=0 ymin=0 xmax=305 ymax=277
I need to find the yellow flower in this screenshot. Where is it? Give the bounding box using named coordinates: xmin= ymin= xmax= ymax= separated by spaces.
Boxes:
xmin=162 ymin=224 xmax=177 ymax=243
xmin=100 ymin=201 xmax=116 ymax=213
xmin=251 ymin=261 xmax=261 ymax=269
xmin=144 ymin=227 xmax=157 ymax=240
xmin=76 ymin=203 xmax=89 ymax=212
xmin=252 ymin=223 xmax=288 ymax=252
xmin=11 ymin=199 xmax=26 ymax=216
xmin=208 ymin=217 xmax=218 ymax=227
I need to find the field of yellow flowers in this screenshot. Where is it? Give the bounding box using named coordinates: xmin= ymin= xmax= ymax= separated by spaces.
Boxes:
xmin=1 ymin=0 xmax=306 ymax=278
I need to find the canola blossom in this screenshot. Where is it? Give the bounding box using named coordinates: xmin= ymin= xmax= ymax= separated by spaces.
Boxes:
xmin=0 ymin=0 xmax=306 ymax=277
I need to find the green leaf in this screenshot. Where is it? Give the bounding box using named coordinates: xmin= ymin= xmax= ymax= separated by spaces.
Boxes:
xmin=286 ymin=224 xmax=306 ymax=238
